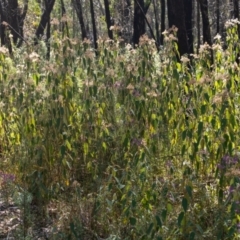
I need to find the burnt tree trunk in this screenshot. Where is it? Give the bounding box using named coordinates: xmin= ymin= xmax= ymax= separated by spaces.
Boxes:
xmin=90 ymin=0 xmax=98 ymax=52
xmin=184 ymin=0 xmax=193 ymax=54
xmin=104 ymin=0 xmax=113 ymax=39
xmin=160 ymin=0 xmax=165 ymax=45
xmin=198 ymin=0 xmax=212 ymax=46
xmin=73 ymin=0 xmax=87 ymax=40
xmin=132 ymin=0 xmax=151 ymax=46
xmin=153 ymin=0 xmax=160 ymax=46
xmin=35 ymin=0 xmax=55 ymax=43
xmin=167 ymin=0 xmax=189 ymax=56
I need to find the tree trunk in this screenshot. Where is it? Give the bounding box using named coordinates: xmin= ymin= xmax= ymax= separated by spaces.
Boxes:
xmin=184 ymin=0 xmax=193 ymax=54
xmin=233 ymin=0 xmax=240 ymax=38
xmin=132 ymin=0 xmax=151 ymax=46
xmin=0 ymin=0 xmax=28 ymax=48
xmin=104 ymin=0 xmax=113 ymax=39
xmin=167 ymin=0 xmax=189 ymax=56
xmin=153 ymin=0 xmax=160 ymax=46
xmin=216 ymin=0 xmax=220 ymax=34
xmin=132 ymin=0 xmax=145 ymax=45
xmin=90 ymin=0 xmax=98 ymax=52
xmin=160 ymin=0 xmax=165 ymax=45
xmin=197 ymin=1 xmax=200 ymax=52
xmin=35 ymin=0 xmax=56 ymax=43
xmin=73 ymin=0 xmax=87 ymax=40
xmin=198 ymin=0 xmax=212 ymax=46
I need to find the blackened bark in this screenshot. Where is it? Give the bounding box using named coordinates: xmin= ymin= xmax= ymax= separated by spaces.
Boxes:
xmin=60 ymin=0 xmax=69 ymax=38
xmin=197 ymin=1 xmax=200 ymax=52
xmin=46 ymin=18 xmax=50 ymax=59
xmin=160 ymin=0 xmax=165 ymax=45
xmin=167 ymin=0 xmax=189 ymax=56
xmin=184 ymin=0 xmax=193 ymax=54
xmin=35 ymin=0 xmax=56 ymax=43
xmin=216 ymin=0 xmax=220 ymax=33
xmin=198 ymin=0 xmax=213 ymax=64
xmin=8 ymin=0 xmax=20 ymax=44
xmin=90 ymin=0 xmax=98 ymax=52
xmin=132 ymin=0 xmax=151 ymax=46
xmin=198 ymin=0 xmax=212 ymax=46
xmin=153 ymin=0 xmax=160 ymax=46
xmin=0 ymin=0 xmax=28 ymax=48
xmin=233 ymin=0 xmax=240 ymax=38
xmin=104 ymin=0 xmax=113 ymax=39
xmin=74 ymin=0 xmax=87 ymax=40
xmin=0 ymin=0 xmax=7 ymax=46
xmin=133 ymin=0 xmax=145 ymax=45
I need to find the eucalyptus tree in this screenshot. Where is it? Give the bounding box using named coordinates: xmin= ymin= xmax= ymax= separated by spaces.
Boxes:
xmin=132 ymin=0 xmax=152 ymax=46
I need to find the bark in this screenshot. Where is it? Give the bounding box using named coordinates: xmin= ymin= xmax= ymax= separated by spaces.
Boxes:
xmin=153 ymin=0 xmax=160 ymax=45
xmin=90 ymin=0 xmax=98 ymax=52
xmin=0 ymin=0 xmax=28 ymax=48
xmin=35 ymin=0 xmax=56 ymax=43
xmin=197 ymin=1 xmax=200 ymax=52
xmin=132 ymin=0 xmax=151 ymax=46
xmin=104 ymin=0 xmax=113 ymax=39
xmin=198 ymin=0 xmax=212 ymax=46
xmin=233 ymin=0 xmax=240 ymax=38
xmin=216 ymin=0 xmax=220 ymax=33
xmin=160 ymin=0 xmax=165 ymax=45
xmin=167 ymin=0 xmax=189 ymax=55
xmin=184 ymin=0 xmax=193 ymax=54
xmin=73 ymin=0 xmax=87 ymax=40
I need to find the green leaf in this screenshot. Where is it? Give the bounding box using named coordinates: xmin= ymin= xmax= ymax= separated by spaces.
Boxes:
xmin=197 ymin=122 xmax=203 ymax=136
xmin=61 ymin=145 xmax=66 ymax=157
xmin=186 ymin=185 xmax=192 ymax=198
xmin=178 ymin=212 xmax=185 ymax=226
xmin=155 ymin=215 xmax=162 ymax=227
xmin=130 ymin=217 xmax=136 ymax=226
xmin=182 ymin=197 xmax=188 ymax=212
xmin=147 ymin=223 xmax=154 ymax=235
xmin=161 ymin=209 xmax=167 ymax=222
xmin=189 ymin=231 xmax=195 ymax=240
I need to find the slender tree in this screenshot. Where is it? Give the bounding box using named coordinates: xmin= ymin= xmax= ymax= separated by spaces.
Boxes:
xmin=198 ymin=0 xmax=212 ymax=46
xmin=132 ymin=0 xmax=151 ymax=46
xmin=0 ymin=0 xmax=28 ymax=48
xmin=184 ymin=0 xmax=193 ymax=54
xmin=104 ymin=0 xmax=113 ymax=39
xmin=153 ymin=0 xmax=160 ymax=46
xmin=73 ymin=0 xmax=87 ymax=40
xmin=167 ymin=0 xmax=189 ymax=56
xmin=160 ymin=0 xmax=165 ymax=45
xmin=35 ymin=0 xmax=56 ymax=43
xmin=90 ymin=0 xmax=98 ymax=52
xmin=233 ymin=0 xmax=240 ymax=37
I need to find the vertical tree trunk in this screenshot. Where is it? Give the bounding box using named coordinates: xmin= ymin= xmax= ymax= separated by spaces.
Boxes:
xmin=233 ymin=0 xmax=240 ymax=37
xmin=132 ymin=0 xmax=145 ymax=45
xmin=198 ymin=0 xmax=212 ymax=46
xmin=132 ymin=0 xmax=151 ymax=46
xmin=60 ymin=0 xmax=69 ymax=38
xmin=153 ymin=0 xmax=160 ymax=46
xmin=216 ymin=0 xmax=220 ymax=33
xmin=90 ymin=0 xmax=98 ymax=52
xmin=46 ymin=18 xmax=51 ymax=59
xmin=35 ymin=0 xmax=56 ymax=43
xmin=198 ymin=0 xmax=213 ymax=64
xmin=197 ymin=1 xmax=200 ymax=52
xmin=160 ymin=0 xmax=165 ymax=45
xmin=167 ymin=0 xmax=189 ymax=56
xmin=104 ymin=0 xmax=113 ymax=39
xmin=73 ymin=0 xmax=87 ymax=40
xmin=184 ymin=0 xmax=193 ymax=54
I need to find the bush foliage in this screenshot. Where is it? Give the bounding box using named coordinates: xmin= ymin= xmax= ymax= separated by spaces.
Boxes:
xmin=1 ymin=21 xmax=240 ymax=239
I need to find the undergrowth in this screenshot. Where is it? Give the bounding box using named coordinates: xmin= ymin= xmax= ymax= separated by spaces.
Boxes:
xmin=0 ymin=20 xmax=240 ymax=239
